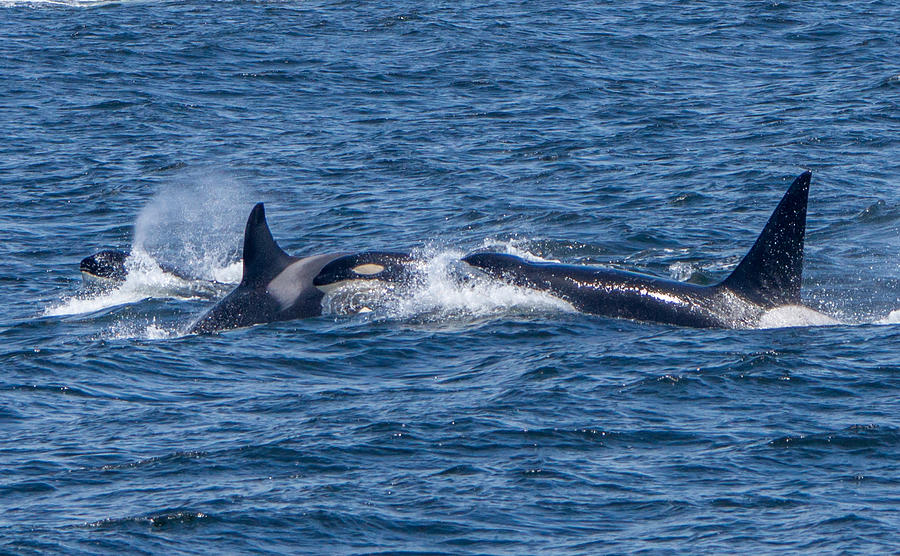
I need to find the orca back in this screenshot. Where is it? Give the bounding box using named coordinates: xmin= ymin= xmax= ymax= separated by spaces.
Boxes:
xmin=240 ymin=203 xmax=297 ymax=289
xmin=719 ymin=171 xmax=810 ymax=308
xmin=188 ymin=203 xmax=301 ymax=333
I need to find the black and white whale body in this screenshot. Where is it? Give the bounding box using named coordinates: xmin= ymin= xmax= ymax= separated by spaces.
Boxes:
xmin=189 ymin=203 xmax=348 ymax=333
xmin=313 ymin=251 xmax=418 ymax=294
xmin=80 ymin=250 xmax=130 ymax=286
xmin=462 ymin=171 xmax=813 ymax=329
xmin=80 ymin=249 xmax=221 ymax=288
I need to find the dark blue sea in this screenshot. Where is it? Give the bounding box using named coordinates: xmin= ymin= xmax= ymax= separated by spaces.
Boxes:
xmin=2 ymin=1 xmax=900 ymax=553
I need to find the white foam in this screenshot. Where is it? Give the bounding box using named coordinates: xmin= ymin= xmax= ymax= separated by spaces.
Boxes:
xmin=101 ymin=318 xmax=183 ymax=341
xmin=44 ymin=288 xmax=149 ymax=318
xmin=45 ymin=251 xmax=205 ymax=317
xmin=477 ymin=238 xmax=561 ymax=263
xmin=210 ymin=260 xmax=242 ymax=284
xmin=874 ymin=309 xmax=900 ymax=325
xmin=47 ymin=173 xmax=248 ymax=318
xmin=323 ymin=246 xmax=574 ymax=322
xmin=668 ymin=261 xmax=694 ymax=282
xmin=404 ymin=249 xmax=573 ymax=318
xmin=756 ymin=305 xmax=842 ymax=329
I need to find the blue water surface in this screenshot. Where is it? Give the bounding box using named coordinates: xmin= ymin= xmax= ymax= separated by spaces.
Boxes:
xmin=2 ymin=1 xmax=899 ymax=553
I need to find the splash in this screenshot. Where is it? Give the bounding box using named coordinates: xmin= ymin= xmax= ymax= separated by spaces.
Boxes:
xmin=476 ymin=237 xmax=561 ymax=263
xmin=45 ymin=248 xmax=221 ymax=317
xmin=395 ymin=248 xmax=573 ymax=320
xmin=210 ymin=260 xmax=243 ymax=284
xmin=47 ymin=172 xmax=248 ymax=318
xmin=323 ymin=245 xmax=574 ymax=323
xmin=755 ymin=305 xmax=842 ymax=329
xmin=874 ymin=309 xmax=900 ymax=325
xmin=101 ymin=317 xmax=183 ymax=341
xmin=132 ymin=172 xmax=252 ymax=282
xmin=44 ymin=287 xmax=150 ymax=318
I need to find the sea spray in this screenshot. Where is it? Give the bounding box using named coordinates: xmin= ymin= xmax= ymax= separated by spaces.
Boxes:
xmin=132 ymin=172 xmax=253 ymax=283
xmin=46 ymin=172 xmax=248 ymax=317
xmin=322 ymin=245 xmax=574 ymax=323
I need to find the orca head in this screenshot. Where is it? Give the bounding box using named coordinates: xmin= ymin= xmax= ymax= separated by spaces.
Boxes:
xmin=313 ymin=251 xmax=416 ymax=294
xmin=80 ymin=249 xmax=129 ymax=286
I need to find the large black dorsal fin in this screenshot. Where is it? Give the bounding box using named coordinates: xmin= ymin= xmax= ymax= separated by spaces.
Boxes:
xmin=719 ymin=171 xmax=811 ymax=308
xmin=240 ymin=203 xmax=295 ymax=288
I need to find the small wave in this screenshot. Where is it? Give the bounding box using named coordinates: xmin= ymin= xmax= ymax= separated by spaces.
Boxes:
xmin=96 ymin=450 xmax=208 ymax=472
xmin=81 ymin=510 xmax=210 ymax=531
xmin=854 ymin=199 xmax=900 ymax=225
xmin=433 ymin=464 xmax=484 ymax=476
xmin=2 ymin=0 xmax=131 ymax=6
xmin=769 ymin=424 xmax=898 ymax=450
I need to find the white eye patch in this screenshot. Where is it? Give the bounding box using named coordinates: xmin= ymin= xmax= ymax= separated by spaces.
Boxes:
xmin=351 ymin=263 xmax=385 ymax=276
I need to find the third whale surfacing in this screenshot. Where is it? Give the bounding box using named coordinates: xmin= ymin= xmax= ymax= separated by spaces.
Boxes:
xmin=462 ymin=171 xmax=817 ymax=329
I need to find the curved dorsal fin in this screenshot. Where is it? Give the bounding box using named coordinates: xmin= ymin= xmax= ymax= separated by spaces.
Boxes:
xmin=240 ymin=203 xmax=295 ymax=288
xmin=719 ymin=171 xmax=810 ymax=308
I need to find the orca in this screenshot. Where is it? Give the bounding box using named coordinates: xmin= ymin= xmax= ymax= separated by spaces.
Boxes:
xmin=312 ymin=251 xmax=418 ymax=295
xmin=80 ymin=249 xmax=130 ymax=286
xmin=189 ymin=203 xmax=349 ymax=333
xmin=461 ymin=171 xmax=814 ymax=329
xmin=80 ymin=249 xmax=228 ymax=289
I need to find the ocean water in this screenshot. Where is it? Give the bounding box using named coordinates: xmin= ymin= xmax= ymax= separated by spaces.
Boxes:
xmin=2 ymin=1 xmax=900 ymax=553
